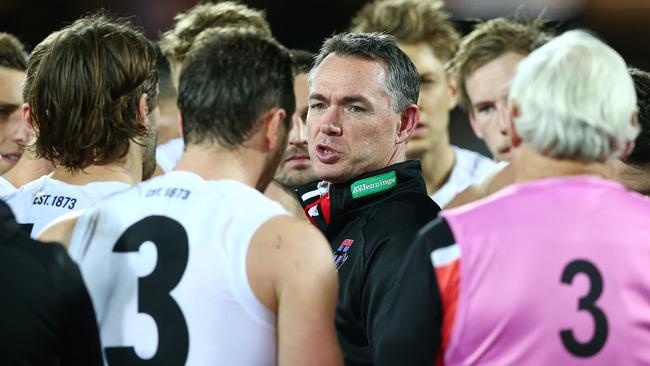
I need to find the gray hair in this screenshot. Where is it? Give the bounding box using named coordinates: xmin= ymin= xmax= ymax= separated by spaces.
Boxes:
xmin=309 ymin=32 xmax=420 ymax=112
xmin=509 ymin=30 xmax=638 ymax=161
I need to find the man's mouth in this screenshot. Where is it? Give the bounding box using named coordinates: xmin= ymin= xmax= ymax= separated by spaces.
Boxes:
xmin=315 ymin=144 xmax=341 ymax=164
xmin=0 ymin=151 xmax=22 ymax=164
xmin=498 ymin=146 xmax=512 ymax=160
xmin=284 ymin=153 xmax=312 ymax=168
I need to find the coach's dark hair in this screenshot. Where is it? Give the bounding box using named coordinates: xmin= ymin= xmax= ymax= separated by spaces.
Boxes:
xmin=310 ymin=32 xmax=419 ymax=112
xmin=0 ymin=33 xmax=27 ymax=71
xmin=27 ymin=14 xmax=158 ymax=171
xmin=178 ymin=28 xmax=295 ymax=148
xmin=290 ymin=49 xmax=314 ymax=76
xmin=625 ymin=67 xmax=650 ymax=166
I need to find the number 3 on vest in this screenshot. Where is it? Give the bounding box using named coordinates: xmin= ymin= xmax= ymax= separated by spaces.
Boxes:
xmin=559 ymin=259 xmax=609 ymax=358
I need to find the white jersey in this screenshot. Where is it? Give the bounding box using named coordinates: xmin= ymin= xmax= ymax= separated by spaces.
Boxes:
xmin=431 ymin=145 xmax=495 ymax=207
xmin=156 ymin=137 xmax=184 ymax=173
xmin=0 ymin=176 xmax=17 ymax=198
xmin=4 ymin=175 xmax=129 ymax=237
xmin=68 ymin=171 xmax=287 ymax=365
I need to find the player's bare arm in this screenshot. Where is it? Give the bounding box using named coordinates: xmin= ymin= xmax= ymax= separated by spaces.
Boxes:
xmin=248 ymin=215 xmax=343 ymax=366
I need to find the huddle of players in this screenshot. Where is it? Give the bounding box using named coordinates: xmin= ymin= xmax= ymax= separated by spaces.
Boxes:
xmin=1 ymin=0 xmax=649 ymax=365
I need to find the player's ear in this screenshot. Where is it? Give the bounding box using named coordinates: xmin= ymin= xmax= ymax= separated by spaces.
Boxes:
xmin=397 ymin=104 xmax=419 ymax=144
xmin=447 ymin=75 xmax=459 ymax=110
xmin=22 ymin=103 xmax=35 ymax=135
xmin=262 ymin=107 xmax=287 ymax=151
xmin=138 ymin=93 xmax=149 ymax=125
xmin=177 ymin=110 xmax=184 ymax=138
xmin=619 ymin=112 xmax=639 ymax=160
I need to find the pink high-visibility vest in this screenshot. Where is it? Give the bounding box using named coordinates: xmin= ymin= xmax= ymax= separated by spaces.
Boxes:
xmin=439 ymin=176 xmax=650 ymax=365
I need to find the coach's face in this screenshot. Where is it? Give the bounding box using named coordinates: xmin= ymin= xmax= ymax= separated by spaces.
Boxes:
xmin=307 ymin=54 xmax=404 ymax=183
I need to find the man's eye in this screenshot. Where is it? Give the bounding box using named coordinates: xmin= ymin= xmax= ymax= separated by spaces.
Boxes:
xmin=0 ymin=107 xmax=16 ymax=119
xmin=420 ymin=78 xmax=435 ymax=86
xmin=348 ymin=105 xmax=365 ymax=113
xmin=310 ymin=103 xmax=326 ymax=111
xmin=478 ymin=105 xmax=495 ymax=114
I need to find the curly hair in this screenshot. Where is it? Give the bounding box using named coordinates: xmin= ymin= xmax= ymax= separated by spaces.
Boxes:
xmin=350 ymin=0 xmax=459 ymax=62
xmin=27 ymin=13 xmax=158 ymax=171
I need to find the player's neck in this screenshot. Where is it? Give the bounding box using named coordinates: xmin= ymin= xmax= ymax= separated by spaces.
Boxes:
xmin=50 ymin=145 xmax=143 ymax=186
xmin=420 ymin=138 xmax=455 ymax=195
xmin=175 ymin=145 xmax=263 ymax=188
xmin=50 ymin=165 xmax=140 ymax=186
xmin=264 ymin=180 xmax=306 ymax=218
xmin=614 ymin=161 xmax=650 ymax=195
xmin=512 ymin=145 xmax=615 ymax=183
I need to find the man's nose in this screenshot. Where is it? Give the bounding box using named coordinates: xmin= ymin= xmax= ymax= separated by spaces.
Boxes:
xmin=318 ymin=109 xmax=342 ymax=136
xmin=10 ymin=114 xmax=29 ymax=144
xmin=497 ymin=103 xmax=510 ymax=135
xmin=289 ymin=116 xmax=309 ymax=146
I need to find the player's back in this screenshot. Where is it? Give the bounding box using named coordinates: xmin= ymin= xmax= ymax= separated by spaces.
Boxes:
xmin=439 ymin=176 xmax=650 ymax=365
xmin=68 ymin=170 xmax=287 ymax=365
xmin=4 ymin=175 xmax=129 ymax=237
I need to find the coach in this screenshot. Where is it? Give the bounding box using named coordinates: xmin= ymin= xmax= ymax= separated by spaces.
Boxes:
xmin=299 ymin=32 xmax=440 ymax=365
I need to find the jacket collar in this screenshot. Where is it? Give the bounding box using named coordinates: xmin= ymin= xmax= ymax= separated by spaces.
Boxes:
xmin=327 ymin=160 xmax=427 ymax=218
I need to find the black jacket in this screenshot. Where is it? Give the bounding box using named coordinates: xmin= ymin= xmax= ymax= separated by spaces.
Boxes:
xmin=297 ymin=160 xmax=440 ymax=365
xmin=0 ymin=201 xmax=103 ymax=365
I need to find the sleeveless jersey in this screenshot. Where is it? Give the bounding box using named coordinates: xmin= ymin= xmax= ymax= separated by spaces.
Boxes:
xmin=4 ymin=175 xmax=129 ymax=237
xmin=68 ymin=170 xmax=288 ymax=365
xmin=0 ymin=176 xmax=17 ymax=198
xmin=430 ymin=146 xmax=494 ymax=208
xmin=156 ymin=137 xmax=184 ymax=173
xmin=439 ymin=176 xmax=650 ymax=365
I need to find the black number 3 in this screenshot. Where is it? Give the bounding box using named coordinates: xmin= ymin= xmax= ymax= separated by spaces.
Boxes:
xmin=105 ymin=216 xmax=190 ymax=365
xmin=560 ymin=259 xmax=608 ymax=357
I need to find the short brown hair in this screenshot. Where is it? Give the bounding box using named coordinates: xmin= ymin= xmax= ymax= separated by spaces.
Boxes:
xmin=448 ymin=18 xmax=552 ymax=113
xmin=0 ymin=33 xmax=27 ymax=71
xmin=179 ymin=27 xmax=294 ymax=148
xmin=28 ymin=14 xmax=158 ymax=171
xmin=350 ymin=0 xmax=459 ymax=62
xmin=160 ymin=1 xmax=271 ymax=66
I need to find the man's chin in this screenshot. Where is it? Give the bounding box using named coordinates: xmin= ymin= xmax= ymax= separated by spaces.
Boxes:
xmin=275 ymin=170 xmax=319 ymax=189
xmin=496 ymin=147 xmax=512 ymax=162
xmin=0 ymin=159 xmax=18 ymax=175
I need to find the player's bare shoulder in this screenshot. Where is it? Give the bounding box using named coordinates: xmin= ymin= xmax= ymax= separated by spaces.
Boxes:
xmin=247 ymin=215 xmax=334 ymax=308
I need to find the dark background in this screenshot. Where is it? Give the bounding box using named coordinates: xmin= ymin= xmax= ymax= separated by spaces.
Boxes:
xmin=1 ymin=0 xmax=648 ymax=155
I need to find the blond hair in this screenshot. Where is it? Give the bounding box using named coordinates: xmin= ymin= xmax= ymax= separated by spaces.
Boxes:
xmin=350 ymin=0 xmax=459 ymax=62
xmin=448 ymin=18 xmax=551 ymax=113
xmin=160 ymin=1 xmax=271 ymax=66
